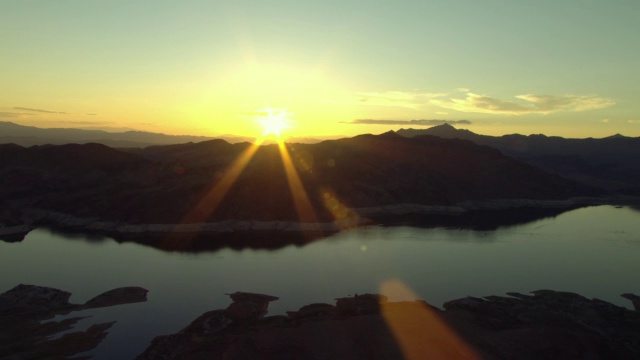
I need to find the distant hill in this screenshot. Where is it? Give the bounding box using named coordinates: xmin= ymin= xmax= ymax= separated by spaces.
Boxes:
xmin=398 ymin=124 xmax=640 ymax=194
xmin=0 ymin=122 xmax=327 ymax=147
xmin=0 ymin=121 xmax=217 ymax=147
xmin=0 ymin=133 xmax=599 ymax=228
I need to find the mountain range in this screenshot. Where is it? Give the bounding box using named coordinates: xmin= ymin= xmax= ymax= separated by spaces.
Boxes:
xmin=0 ymin=132 xmax=601 ymax=234
xmin=398 ymin=124 xmax=640 ymax=194
xmin=0 ymin=121 xmax=325 ymax=147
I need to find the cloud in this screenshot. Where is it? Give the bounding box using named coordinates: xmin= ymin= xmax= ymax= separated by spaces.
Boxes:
xmin=353 ymin=91 xmax=447 ymax=109
xmin=12 ymin=107 xmax=97 ymax=116
xmin=347 ymin=119 xmax=472 ymax=126
xmin=54 ymin=120 xmax=115 ymax=125
xmin=0 ymin=112 xmax=35 ymax=118
xmin=431 ymin=92 xmax=615 ymax=115
xmin=14 ymin=106 xmax=68 ymax=114
xmin=628 ymin=120 xmax=640 ymax=124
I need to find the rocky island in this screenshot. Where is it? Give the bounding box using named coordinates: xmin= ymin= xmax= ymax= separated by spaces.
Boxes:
xmin=135 ymin=289 xmax=640 ymax=360
xmin=3 ymin=285 xmax=639 ymax=359
xmin=0 ymin=284 xmax=148 ymax=359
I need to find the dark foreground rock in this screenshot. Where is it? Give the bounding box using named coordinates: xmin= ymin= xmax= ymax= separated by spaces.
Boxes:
xmin=138 ymin=290 xmax=640 ymax=360
xmin=0 ymin=284 xmax=148 ymax=360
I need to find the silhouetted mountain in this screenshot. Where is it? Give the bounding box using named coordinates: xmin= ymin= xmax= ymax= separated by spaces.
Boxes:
xmin=0 ymin=121 xmax=216 ymax=147
xmin=399 ymin=123 xmax=478 ymax=140
xmin=1 ymin=133 xmax=601 ymax=232
xmin=0 ymin=143 xmax=151 ymax=206
xmin=1 ymin=143 xmax=146 ymax=172
xmin=290 ymin=132 xmax=597 ymax=207
xmin=126 ymin=139 xmax=251 ymax=167
xmin=398 ymin=124 xmax=640 ymax=194
xmin=0 ymin=122 xmax=328 ymax=147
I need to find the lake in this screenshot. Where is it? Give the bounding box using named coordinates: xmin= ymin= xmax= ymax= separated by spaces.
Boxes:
xmin=1 ymin=205 xmax=639 ymax=359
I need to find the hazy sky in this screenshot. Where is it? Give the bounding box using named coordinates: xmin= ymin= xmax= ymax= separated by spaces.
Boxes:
xmin=2 ymin=1 xmax=639 ymax=139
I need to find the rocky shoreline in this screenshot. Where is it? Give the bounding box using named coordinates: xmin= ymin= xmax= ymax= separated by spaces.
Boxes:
xmin=137 ymin=289 xmax=640 ymax=360
xmin=2 ymin=197 xmax=634 ymax=243
xmin=0 ymin=284 xmax=148 ymax=359
xmin=2 ymin=284 xmax=639 ymax=359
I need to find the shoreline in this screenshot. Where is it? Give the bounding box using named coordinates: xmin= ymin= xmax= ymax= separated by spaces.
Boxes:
xmin=2 ymin=196 xmax=638 ymax=241
xmin=4 ymin=284 xmax=638 ymax=359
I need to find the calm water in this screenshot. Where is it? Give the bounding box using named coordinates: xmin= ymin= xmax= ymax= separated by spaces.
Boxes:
xmin=1 ymin=205 xmax=639 ymax=359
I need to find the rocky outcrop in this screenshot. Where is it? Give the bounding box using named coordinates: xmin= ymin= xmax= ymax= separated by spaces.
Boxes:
xmin=3 ymin=286 xmax=639 ymax=359
xmin=443 ymin=290 xmax=640 ymax=359
xmin=0 ymin=225 xmax=34 ymax=242
xmin=0 ymin=284 xmax=148 ymax=359
xmin=138 ymin=290 xmax=640 ymax=360
xmin=84 ymin=287 xmax=149 ymax=309
xmin=0 ymin=210 xmax=33 ymax=242
xmin=0 ymin=284 xmax=74 ymax=316
xmin=621 ymin=293 xmax=640 ymax=311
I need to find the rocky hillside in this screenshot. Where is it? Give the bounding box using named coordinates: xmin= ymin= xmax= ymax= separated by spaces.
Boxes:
xmin=398 ymin=124 xmax=640 ymax=194
xmin=137 ymin=290 xmax=640 ymax=360
xmin=1 ymin=133 xmax=600 ymax=226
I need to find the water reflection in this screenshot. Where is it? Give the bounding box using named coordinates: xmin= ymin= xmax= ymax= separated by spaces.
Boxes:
xmin=1 ymin=205 xmax=639 ymax=359
xmin=7 ymin=206 xmax=580 ymax=253
xmin=629 ymin=205 xmax=640 ymax=213
xmin=47 ymin=228 xmax=109 ymax=243
xmin=373 ymin=206 xmax=576 ymax=231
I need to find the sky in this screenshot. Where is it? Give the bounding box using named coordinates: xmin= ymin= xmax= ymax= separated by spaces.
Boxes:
xmin=1 ymin=0 xmax=639 ymax=139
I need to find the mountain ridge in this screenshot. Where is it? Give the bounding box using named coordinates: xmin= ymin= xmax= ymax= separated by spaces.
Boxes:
xmin=0 ymin=121 xmax=328 ymax=147
xmin=397 ymin=124 xmax=640 ymax=194
xmin=0 ymin=133 xmax=601 ymax=231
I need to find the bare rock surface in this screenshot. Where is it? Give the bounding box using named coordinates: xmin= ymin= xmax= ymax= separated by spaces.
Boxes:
xmin=0 ymin=225 xmax=34 ymax=242
xmin=84 ymin=287 xmax=149 ymax=309
xmin=138 ymin=290 xmax=640 ymax=360
xmin=621 ymin=293 xmax=640 ymax=311
xmin=3 ymin=286 xmax=639 ymax=359
xmin=0 ymin=284 xmax=147 ymax=360
xmin=0 ymin=284 xmax=73 ymax=316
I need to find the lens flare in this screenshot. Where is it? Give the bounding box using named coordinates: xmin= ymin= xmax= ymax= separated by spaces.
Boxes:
xmin=256 ymin=107 xmax=291 ymax=138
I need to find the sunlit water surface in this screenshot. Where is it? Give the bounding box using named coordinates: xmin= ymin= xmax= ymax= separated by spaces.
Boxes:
xmin=1 ymin=205 xmax=639 ymax=359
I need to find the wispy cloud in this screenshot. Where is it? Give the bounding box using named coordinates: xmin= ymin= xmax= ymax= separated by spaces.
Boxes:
xmin=346 ymin=119 xmax=472 ymax=126
xmin=431 ymin=92 xmax=615 ymax=115
xmin=54 ymin=120 xmax=115 ymax=125
xmin=13 ymin=107 xmax=97 ymax=116
xmin=353 ymin=91 xmax=447 ymax=109
xmin=628 ymin=120 xmax=640 ymax=124
xmin=14 ymin=107 xmax=68 ymax=114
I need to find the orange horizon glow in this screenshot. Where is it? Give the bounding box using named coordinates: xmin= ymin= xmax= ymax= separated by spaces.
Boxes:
xmin=3 ymin=2 xmax=639 ymax=140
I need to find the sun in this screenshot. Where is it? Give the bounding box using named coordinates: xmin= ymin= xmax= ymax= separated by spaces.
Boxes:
xmin=255 ymin=108 xmax=291 ymax=138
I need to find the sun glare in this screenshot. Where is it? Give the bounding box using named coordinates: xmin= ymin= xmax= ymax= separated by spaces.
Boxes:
xmin=256 ymin=108 xmax=291 ymax=138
